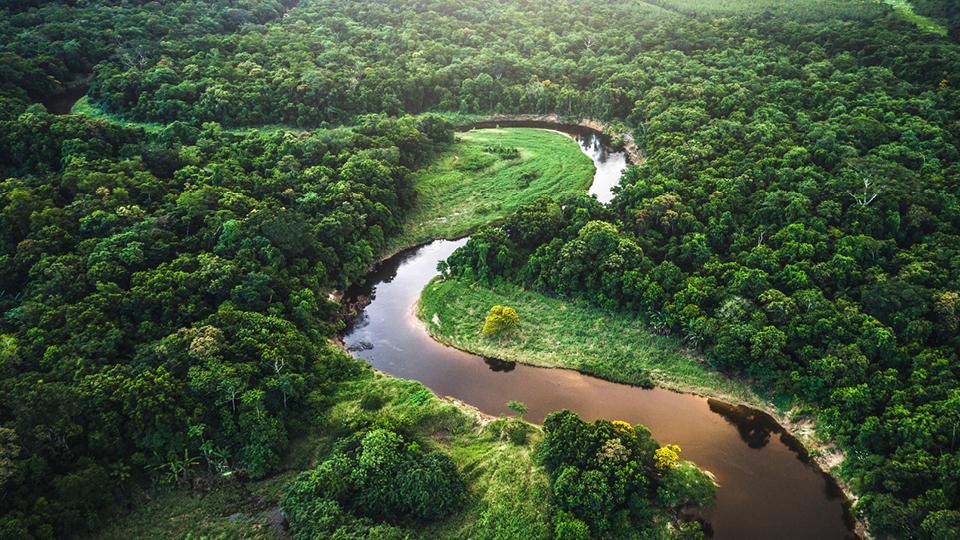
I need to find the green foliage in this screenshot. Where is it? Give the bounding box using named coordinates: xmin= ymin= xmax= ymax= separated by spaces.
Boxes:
xmin=657 ymin=462 xmax=717 ymax=511
xmin=281 ymin=427 xmax=465 ymax=537
xmin=553 ymin=511 xmax=591 ymax=540
xmin=359 ymin=392 xmax=386 ymax=411
xmin=2 ymin=0 xmax=960 ymax=537
xmin=419 ymin=277 xmax=756 ymax=403
xmin=433 ymin=6 xmax=960 ymax=531
xmin=0 ymin=106 xmax=448 ymax=535
xmin=507 ymin=400 xmax=528 ymax=419
xmin=483 ymin=144 xmax=521 ymax=160
xmin=538 ymin=410 xmax=714 ymax=537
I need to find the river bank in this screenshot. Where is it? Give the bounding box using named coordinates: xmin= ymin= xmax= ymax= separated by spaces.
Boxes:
xmin=334 ymin=124 xmax=863 ymax=537
xmin=342 ymin=237 xmax=859 ymax=539
xmin=457 ymin=113 xmax=644 ymax=165
xmin=417 ymin=276 xmax=760 ymax=406
xmin=387 ymin=127 xmax=595 ymax=251
xmin=415 ymin=273 xmax=867 ymax=538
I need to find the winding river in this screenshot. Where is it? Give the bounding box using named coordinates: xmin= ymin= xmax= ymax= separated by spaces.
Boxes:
xmin=343 ymin=127 xmax=856 ymax=539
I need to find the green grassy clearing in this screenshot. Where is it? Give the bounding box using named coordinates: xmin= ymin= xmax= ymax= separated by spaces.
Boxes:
xmin=71 ymin=95 xmax=310 ymax=135
xmin=419 ymin=277 xmax=762 ymax=407
xmin=882 ymin=0 xmax=948 ymax=35
xmin=388 ymin=128 xmax=595 ymax=252
xmin=648 ymin=0 xmax=887 ymax=20
xmin=71 ymin=96 xmax=166 ymax=133
xmin=94 ymin=369 xmax=550 ymax=540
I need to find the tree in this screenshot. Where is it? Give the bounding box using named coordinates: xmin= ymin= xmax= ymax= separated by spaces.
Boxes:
xmin=482 ymin=305 xmax=520 ymax=337
xmin=658 ymin=461 xmax=716 ymax=510
xmin=0 ymin=428 xmax=19 ymax=489
xmin=654 ymin=444 xmax=682 ymax=470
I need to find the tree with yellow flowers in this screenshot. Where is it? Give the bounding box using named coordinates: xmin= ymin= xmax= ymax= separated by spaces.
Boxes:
xmin=654 ymin=444 xmax=682 ymax=469
xmin=481 ymin=305 xmax=520 ymax=338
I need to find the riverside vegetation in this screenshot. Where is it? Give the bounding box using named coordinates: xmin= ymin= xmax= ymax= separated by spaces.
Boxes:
xmin=2 ymin=0 xmax=960 ymax=538
xmin=419 ymin=277 xmax=759 ymax=405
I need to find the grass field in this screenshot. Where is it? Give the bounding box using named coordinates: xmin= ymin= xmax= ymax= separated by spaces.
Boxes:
xmin=94 ymin=369 xmax=550 ymax=539
xmin=71 ymin=96 xmax=310 ymax=135
xmin=419 ymin=277 xmax=762 ymax=407
xmin=648 ymin=0 xmax=887 ymax=20
xmin=388 ymin=128 xmax=595 ymax=252
xmin=882 ymin=0 xmax=948 ymax=34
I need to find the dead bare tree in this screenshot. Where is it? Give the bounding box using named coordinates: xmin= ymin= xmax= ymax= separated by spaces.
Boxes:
xmin=849 ymin=166 xmax=883 ymax=206
xmin=114 ymin=37 xmax=149 ymax=70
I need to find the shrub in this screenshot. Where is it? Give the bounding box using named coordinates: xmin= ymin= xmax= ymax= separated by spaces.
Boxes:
xmin=360 ymin=392 xmax=385 ymax=410
xmin=554 ymin=510 xmax=591 ymax=540
xmin=482 ymin=305 xmax=520 ymax=337
xmin=483 ymin=144 xmax=520 ymax=159
xmin=281 ymin=428 xmax=466 ymax=537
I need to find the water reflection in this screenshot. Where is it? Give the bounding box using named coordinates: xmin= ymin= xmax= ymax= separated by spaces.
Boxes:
xmin=484 ymin=357 xmax=517 ymax=372
xmin=708 ymin=399 xmax=781 ymax=449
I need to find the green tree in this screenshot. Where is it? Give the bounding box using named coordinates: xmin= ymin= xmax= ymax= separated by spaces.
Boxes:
xmin=482 ymin=305 xmax=520 ymax=337
xmin=507 ymin=400 xmax=528 ymax=418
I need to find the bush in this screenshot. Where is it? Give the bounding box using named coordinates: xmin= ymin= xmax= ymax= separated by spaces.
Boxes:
xmin=507 ymin=422 xmax=530 ymax=445
xmin=554 ymin=510 xmax=591 ymax=540
xmin=483 ymin=144 xmax=521 ymax=159
xmin=517 ymin=170 xmax=538 ymax=188
xmin=482 ymin=305 xmax=520 ymax=337
xmin=360 ymin=392 xmax=385 ymax=411
xmin=460 ymin=153 xmax=497 ymax=171
xmin=281 ymin=428 xmax=465 ymax=537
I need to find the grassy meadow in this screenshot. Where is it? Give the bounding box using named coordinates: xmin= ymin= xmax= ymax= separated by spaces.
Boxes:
xmin=419 ymin=277 xmax=762 ymax=407
xmin=388 ymin=128 xmax=595 ymax=251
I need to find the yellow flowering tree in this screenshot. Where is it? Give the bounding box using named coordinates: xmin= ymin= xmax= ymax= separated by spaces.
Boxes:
xmin=481 ymin=305 xmax=520 ymax=337
xmin=654 ymin=444 xmax=682 ymax=469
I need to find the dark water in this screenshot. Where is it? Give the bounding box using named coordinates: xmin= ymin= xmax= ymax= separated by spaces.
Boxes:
xmin=342 ymin=128 xmax=856 ymax=539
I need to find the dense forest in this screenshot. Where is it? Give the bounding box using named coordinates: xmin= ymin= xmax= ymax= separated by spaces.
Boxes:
xmin=1 ymin=0 xmax=959 ymax=538
xmin=0 ymin=105 xmax=457 ymax=535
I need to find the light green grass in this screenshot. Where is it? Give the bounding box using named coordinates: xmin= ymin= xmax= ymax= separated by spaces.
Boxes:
xmin=882 ymin=0 xmax=948 ymax=35
xmin=71 ymin=95 xmax=309 ymax=135
xmin=388 ymin=128 xmax=595 ymax=252
xmin=649 ymin=0 xmax=887 ymax=20
xmin=419 ymin=277 xmax=762 ymax=407
xmin=94 ymin=369 xmax=550 ymax=540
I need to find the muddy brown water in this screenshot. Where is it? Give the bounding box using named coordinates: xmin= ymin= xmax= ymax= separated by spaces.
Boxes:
xmin=342 ymin=126 xmax=856 ymax=539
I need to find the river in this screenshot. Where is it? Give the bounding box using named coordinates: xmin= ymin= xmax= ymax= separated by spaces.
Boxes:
xmin=342 ymin=126 xmax=856 ymax=539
